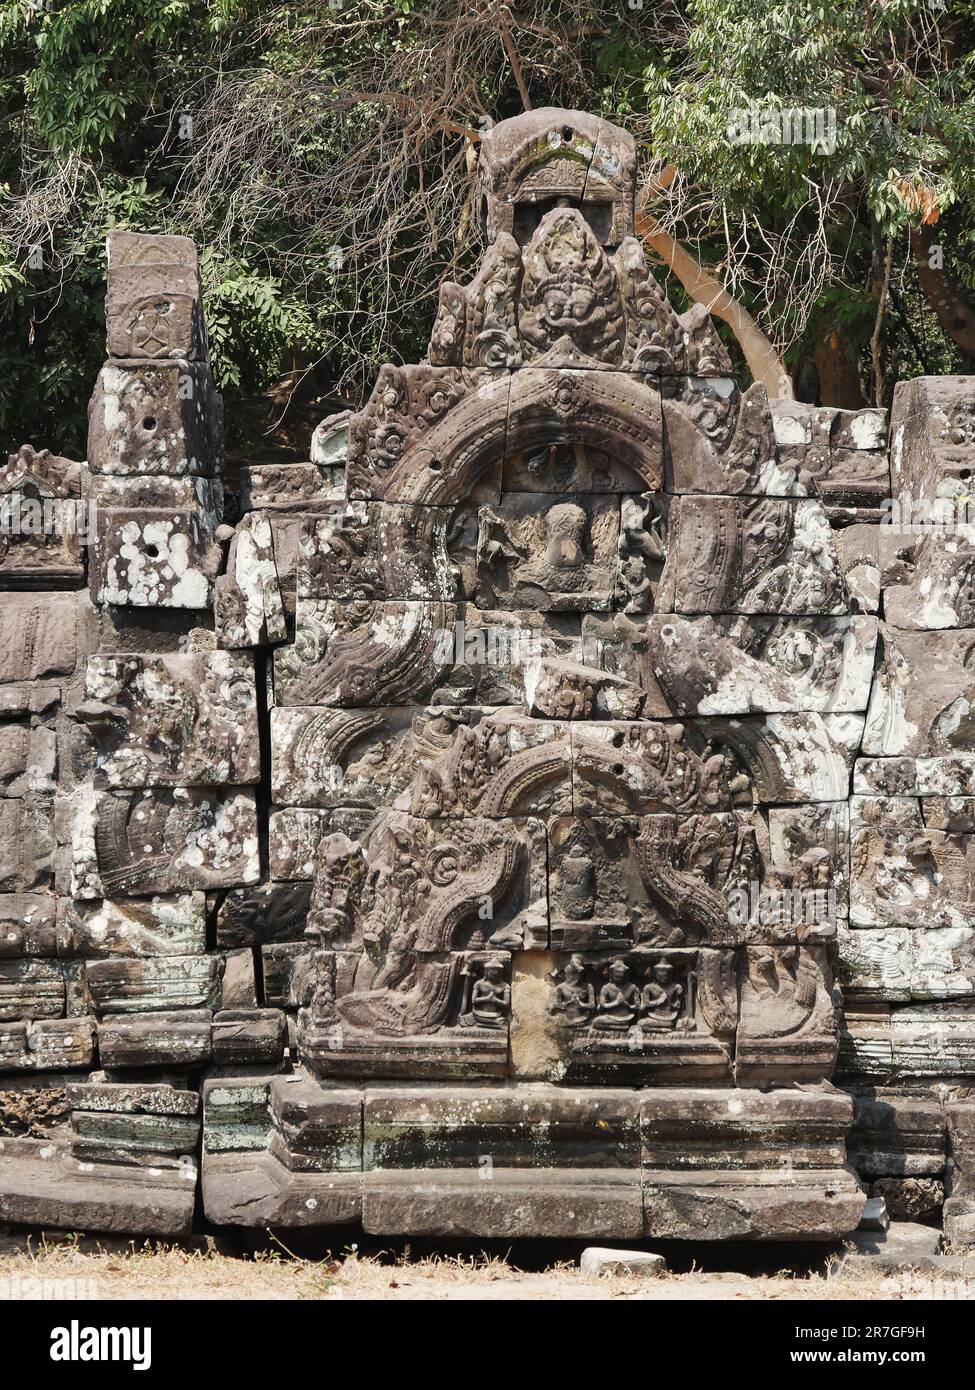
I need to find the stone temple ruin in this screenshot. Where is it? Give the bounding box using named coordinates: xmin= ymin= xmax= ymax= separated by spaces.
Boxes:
xmin=2 ymin=107 xmax=975 ymax=1244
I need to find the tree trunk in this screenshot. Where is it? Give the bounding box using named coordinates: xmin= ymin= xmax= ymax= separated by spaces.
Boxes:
xmin=635 ymin=209 xmax=794 ymax=401
xmin=814 ymin=331 xmax=866 ymax=409
xmin=911 ymin=226 xmax=975 ymax=360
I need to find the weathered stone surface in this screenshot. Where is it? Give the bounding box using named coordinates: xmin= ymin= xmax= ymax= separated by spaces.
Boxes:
xmin=770 ymin=400 xmax=889 ymax=505
xmin=0 ymin=1136 xmax=195 ymax=1235
xmin=735 ymin=946 xmax=839 ymax=1083
xmin=267 ymin=808 xmax=333 ymax=881
xmin=0 ymin=593 xmax=78 ymax=683
xmin=87 ymin=362 xmax=221 ymax=476
xmin=871 ymin=1177 xmax=943 ymax=1221
xmin=580 ymin=1247 xmax=667 ymax=1277
xmin=850 ymin=795 xmax=975 ymax=929
xmin=512 ymin=947 xmax=737 ymax=1084
xmin=79 ymin=651 xmax=260 ymax=787
xmin=269 ymin=1075 xmax=361 ymax=1172
xmin=239 ymin=460 xmax=343 ymax=512
xmin=73 ymin=787 xmax=259 ymax=896
xmin=841 ymin=1220 xmax=944 ymax=1268
xmin=91 ymin=506 xmax=220 ymax=609
xmin=658 ymin=497 xmax=849 ymax=615
xmin=0 ymin=446 xmax=85 ymax=584
xmin=297 ymin=502 xmax=456 ymax=602
xmin=0 ymin=960 xmax=65 ymax=1020
xmin=883 ymin=527 xmax=975 ymax=631
xmin=864 ymin=627 xmax=975 ymax=757
xmin=847 ymin=1092 xmax=947 ymax=1178
xmin=345 ymin=366 xmax=509 ymax=505
xmin=636 ymin=614 xmax=877 ymax=715
xmin=362 ymin=1167 xmax=644 ymax=1239
xmin=407 ymin=712 xmax=574 ymax=818
xmin=61 ymin=894 xmax=206 ymax=958
xmin=643 ymin=1171 xmax=865 ymax=1241
xmin=0 ymin=895 xmax=59 ymax=957
xmin=97 ymin=1010 xmax=212 ymax=1068
xmin=13 ymin=116 xmax=975 ymax=1249
xmin=212 ymin=1008 xmax=286 ymax=1066
xmin=85 ymin=955 xmax=221 ymax=1015
xmin=214 ymin=511 xmax=287 ymax=648
xmin=215 ymin=881 xmax=311 ymax=946
xmin=476 ymin=493 xmax=620 ymax=611
xmin=889 ymin=376 xmax=975 ymax=514
xmin=202 ymin=1076 xmax=274 ymax=1153
xmin=203 ymin=1150 xmax=361 ymax=1227
xmin=363 ymin=1084 xmax=639 ymax=1168
xmin=270 ymin=706 xmax=435 ymax=810
xmin=0 ymin=1018 xmax=95 ymax=1071
xmin=105 ymin=230 xmax=205 ymax=362
xmin=273 ymin=600 xmax=456 ymax=706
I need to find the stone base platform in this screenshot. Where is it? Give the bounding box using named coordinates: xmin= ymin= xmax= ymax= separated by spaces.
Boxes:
xmin=199 ymin=1076 xmax=865 ymax=1241
xmin=0 ymin=1136 xmax=196 ymax=1236
xmin=0 ymin=1080 xmax=865 ymax=1241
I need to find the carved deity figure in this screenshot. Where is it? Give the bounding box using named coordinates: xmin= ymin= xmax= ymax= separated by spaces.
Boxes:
xmin=550 ymin=954 xmax=596 ymax=1025
xmin=640 ymin=962 xmax=684 ymax=1030
xmin=460 ymin=957 xmax=510 ymax=1029
xmin=559 ymin=837 xmax=597 ymax=920
xmin=592 ymin=957 xmax=641 ymax=1031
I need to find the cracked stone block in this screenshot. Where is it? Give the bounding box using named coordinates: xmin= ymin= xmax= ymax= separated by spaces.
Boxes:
xmin=864 ymin=626 xmax=975 ymax=757
xmin=214 ymin=511 xmax=287 ymax=649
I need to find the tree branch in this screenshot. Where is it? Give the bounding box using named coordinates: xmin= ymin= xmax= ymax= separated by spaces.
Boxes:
xmin=500 ymin=9 xmax=533 ymax=111
xmin=635 ymin=197 xmax=793 ymax=400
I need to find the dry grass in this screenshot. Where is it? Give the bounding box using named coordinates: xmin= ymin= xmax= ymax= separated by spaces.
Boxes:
xmin=0 ymin=1234 xmax=972 ymax=1300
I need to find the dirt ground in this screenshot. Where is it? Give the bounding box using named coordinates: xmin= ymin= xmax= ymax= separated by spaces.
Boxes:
xmin=1 ymin=1234 xmax=972 ymax=1300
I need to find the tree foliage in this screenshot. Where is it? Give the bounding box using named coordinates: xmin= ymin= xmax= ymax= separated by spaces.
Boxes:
xmin=1 ymin=0 xmax=974 ymax=457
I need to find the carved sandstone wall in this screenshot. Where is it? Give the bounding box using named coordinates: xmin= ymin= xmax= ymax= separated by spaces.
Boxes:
xmin=1 ymin=109 xmax=974 ymax=1243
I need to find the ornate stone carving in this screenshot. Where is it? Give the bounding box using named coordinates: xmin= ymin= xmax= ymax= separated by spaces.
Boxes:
xmin=78 ymin=652 xmax=260 ymax=787
xmin=23 ymin=112 xmax=969 ymax=1246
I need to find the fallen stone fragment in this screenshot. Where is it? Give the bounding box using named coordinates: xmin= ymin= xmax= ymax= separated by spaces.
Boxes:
xmin=857 ymin=1196 xmax=890 ymax=1232
xmin=580 ymin=1247 xmax=667 ymax=1278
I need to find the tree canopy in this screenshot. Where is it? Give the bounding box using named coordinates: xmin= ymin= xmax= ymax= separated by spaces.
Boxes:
xmin=1 ymin=0 xmax=974 ymax=458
